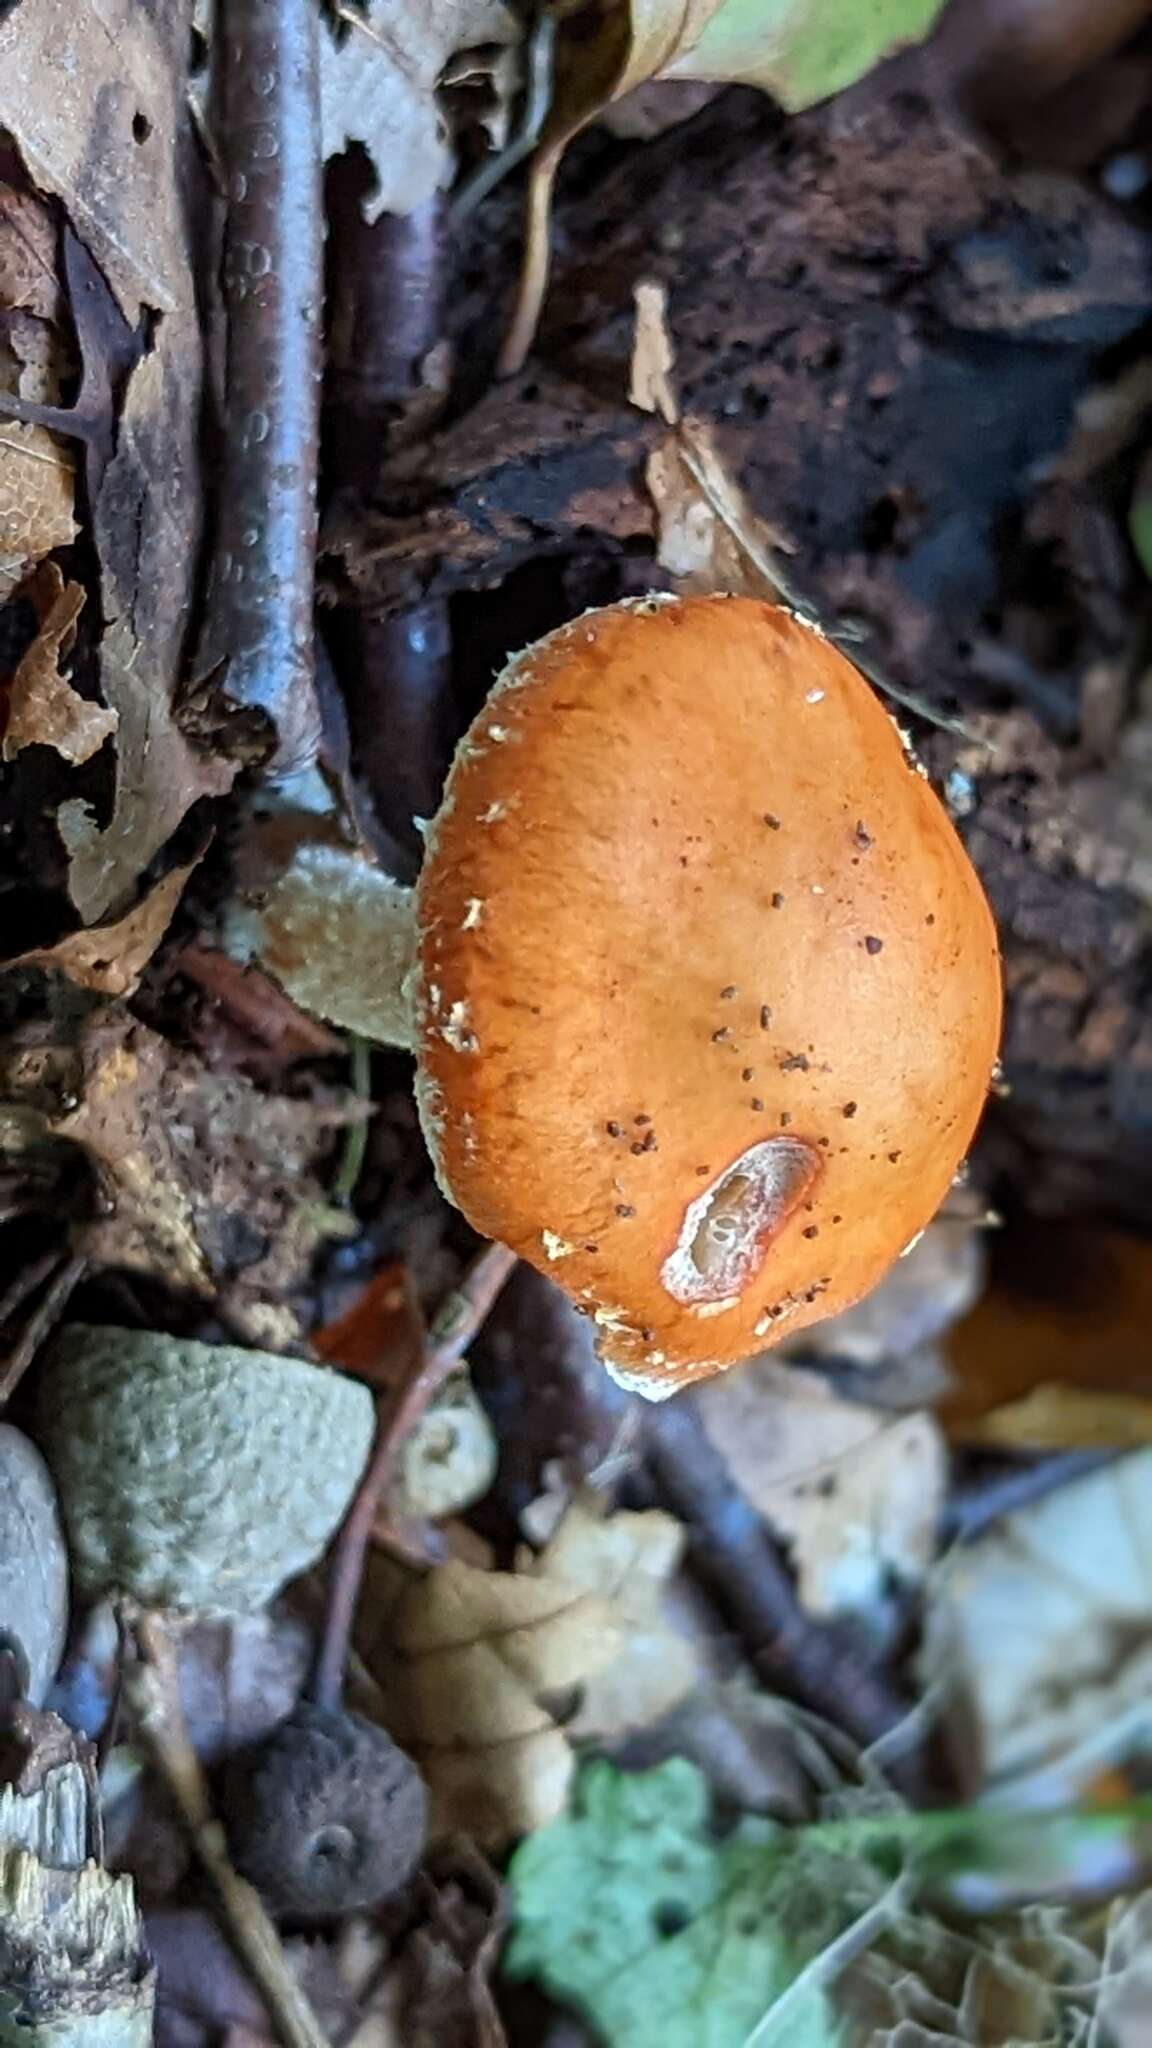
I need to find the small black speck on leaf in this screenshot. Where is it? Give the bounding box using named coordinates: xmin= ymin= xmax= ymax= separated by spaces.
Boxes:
xmin=634 ymin=1114 xmax=652 ymax=1126
xmin=854 ymin=821 xmax=873 ymax=850
xmin=771 ymin=892 xmax=785 ymax=909
xmin=606 ymin=1120 xmax=622 ymax=1137
xmin=584 ymin=1241 xmax=600 ymax=1253
xmin=779 ymin=1052 xmax=809 ymax=1073
xmin=720 ymin=985 xmax=738 ymax=1000
xmin=779 ymin=1111 xmax=792 ymax=1127
xmin=751 ymin=1098 xmax=765 ymax=1112
xmin=888 ymin=1149 xmax=902 ymax=1163
xmin=616 ymin=1203 xmax=636 ymax=1218
xmin=802 ymin=1225 xmax=819 ymax=1239
xmin=842 ymin=1101 xmax=857 ymax=1118
xmin=864 ymin=935 xmax=884 ymax=955
xmin=759 ymin=1006 xmax=772 ymax=1030
xmin=764 ymin=813 xmax=781 ymax=830
xmin=742 ymin=1067 xmax=754 ymax=1081
xmin=712 ymin=1027 xmax=731 ymax=1042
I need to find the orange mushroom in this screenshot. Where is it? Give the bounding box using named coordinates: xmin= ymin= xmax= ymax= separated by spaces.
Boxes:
xmin=412 ymin=594 xmax=1001 ymax=1395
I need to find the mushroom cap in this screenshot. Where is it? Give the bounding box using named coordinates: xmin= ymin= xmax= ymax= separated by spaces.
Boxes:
xmin=414 ymin=595 xmax=1001 ymax=1396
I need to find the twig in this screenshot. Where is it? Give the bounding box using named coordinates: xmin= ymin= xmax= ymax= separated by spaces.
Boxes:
xmin=199 ymin=0 xmax=323 ymax=774
xmin=643 ymin=1396 xmax=931 ymax=1794
xmin=312 ymin=1243 xmax=518 ymax=1710
xmin=449 ymin=12 xmax=557 ymax=227
xmin=0 ymin=1251 xmax=87 ymax=1405
xmin=943 ymin=1450 xmax=1120 ymax=1544
xmin=129 ymin=1615 xmax=329 ymax=2048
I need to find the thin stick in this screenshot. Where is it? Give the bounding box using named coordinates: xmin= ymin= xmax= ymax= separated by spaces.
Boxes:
xmin=944 ymin=1450 xmax=1119 ymax=1544
xmin=130 ymin=1615 xmax=330 ymax=2048
xmin=311 ymin=1243 xmax=518 ymax=1710
xmin=198 ymin=0 xmax=323 ymax=774
xmin=644 ymin=1396 xmax=929 ymax=1792
xmin=0 ymin=1251 xmax=87 ymax=1405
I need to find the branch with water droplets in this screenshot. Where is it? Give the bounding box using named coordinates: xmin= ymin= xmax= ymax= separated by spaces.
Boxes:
xmin=196 ymin=0 xmax=323 ymax=775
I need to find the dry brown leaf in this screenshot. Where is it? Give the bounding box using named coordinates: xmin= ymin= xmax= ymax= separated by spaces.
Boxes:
xmin=0 ymin=417 xmax=75 ymax=601
xmin=379 ymin=1558 xmax=620 ymax=1846
xmin=527 ymin=1493 xmax=697 ymax=1742
xmin=0 ymin=185 xmax=61 ymax=322
xmin=2 ymin=561 xmax=115 ymax=766
xmin=320 ymin=0 xmax=519 ymax=222
xmin=631 ymin=279 xmax=795 ymax=599
xmin=965 ymin=1384 xmax=1152 ymax=1452
xmin=56 ymin=618 xmax=234 ymax=924
xmin=0 ymin=0 xmax=238 ymax=920
xmin=10 ymin=859 xmax=198 ymax=997
xmin=0 ymin=0 xmax=195 ymax=326
xmin=696 ymin=1362 xmax=946 ymax=1615
xmin=48 ymin=1010 xmax=359 ymax=1306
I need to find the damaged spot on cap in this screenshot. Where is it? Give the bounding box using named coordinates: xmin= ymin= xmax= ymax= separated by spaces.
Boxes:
xmin=661 ymin=1137 xmax=821 ymax=1308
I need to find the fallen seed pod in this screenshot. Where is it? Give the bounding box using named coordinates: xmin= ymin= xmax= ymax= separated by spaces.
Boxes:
xmin=38 ymin=1327 xmax=374 ymax=1614
xmin=225 ymin=1703 xmax=427 ymax=1920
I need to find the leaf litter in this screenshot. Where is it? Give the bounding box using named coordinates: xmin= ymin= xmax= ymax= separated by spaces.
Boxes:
xmin=3 ymin=1 xmax=1152 ymax=2044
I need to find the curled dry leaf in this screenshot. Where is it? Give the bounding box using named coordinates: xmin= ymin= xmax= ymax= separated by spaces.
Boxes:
xmin=38 ymin=1325 xmax=375 ymax=1614
xmin=695 ymin=1362 xmax=946 ymax=1616
xmin=2 ymin=561 xmax=115 ymax=766
xmin=9 ymin=859 xmax=200 ymax=998
xmin=319 ymin=0 xmax=520 ymax=222
xmin=526 ymin=1492 xmax=697 ymax=1742
xmin=376 ymin=1557 xmax=621 ymax=1846
xmin=0 ymin=1424 xmax=69 ymax=1707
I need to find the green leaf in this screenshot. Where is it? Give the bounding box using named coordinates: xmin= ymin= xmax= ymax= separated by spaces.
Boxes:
xmin=1130 ymin=483 xmax=1152 ymax=582
xmin=505 ymin=1759 xmax=848 ymax=2048
xmin=658 ymin=0 xmax=947 ymax=109
xmin=501 ymin=0 xmax=948 ymax=370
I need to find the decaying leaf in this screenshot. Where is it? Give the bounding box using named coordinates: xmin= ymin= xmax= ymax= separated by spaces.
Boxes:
xmin=1 ymin=0 xmax=240 ymax=922
xmin=56 ymin=617 xmax=234 ymax=926
xmin=526 ymin=1492 xmax=698 ymax=1741
xmin=39 ymin=1324 xmax=374 ymax=1613
xmin=0 ymin=1424 xmax=68 ymax=1707
xmin=9 ymin=858 xmax=199 ymax=998
xmin=508 ymin=1759 xmax=1152 ymax=2046
xmin=925 ymin=1451 xmax=1152 ymax=1796
xmin=502 ymin=0 xmax=948 ymax=371
xmin=0 ymin=184 xmax=61 ymax=322
xmin=2 ymin=560 xmax=115 ymax=766
xmin=377 ymin=1557 xmax=621 ymax=1846
xmin=506 ymin=1759 xmax=843 ymax=2048
xmin=631 ymin=279 xmax=796 ymax=599
xmin=45 ymin=1007 xmax=361 ymax=1311
xmin=0 ymin=418 xmax=75 ymax=603
xmin=696 ymin=1362 xmax=946 ymax=1616
xmin=319 ymin=0 xmax=520 ymax=222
